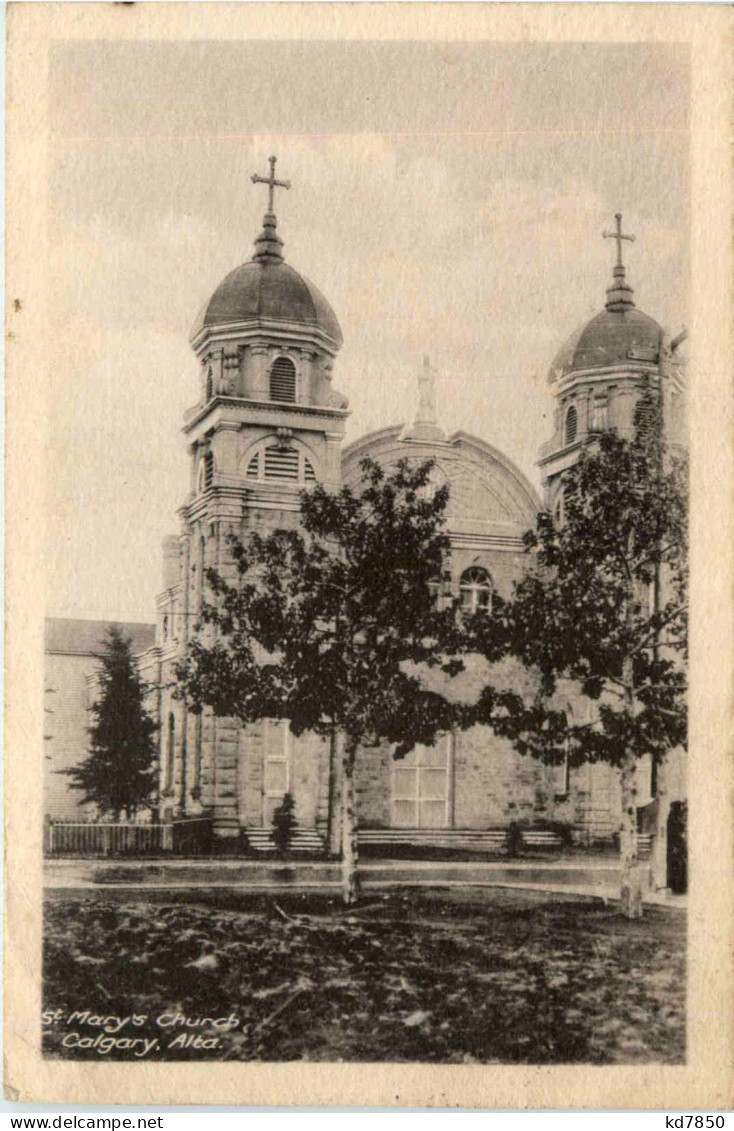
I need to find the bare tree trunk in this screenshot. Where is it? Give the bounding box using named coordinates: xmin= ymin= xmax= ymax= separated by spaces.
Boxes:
xmin=619 ymin=751 xmax=643 ymax=918
xmin=620 ymin=643 xmax=643 ymax=918
xmin=326 ymin=727 xmax=341 ymax=858
xmin=340 ymin=735 xmax=360 ymax=905
xmin=651 ymin=759 xmax=670 ymax=891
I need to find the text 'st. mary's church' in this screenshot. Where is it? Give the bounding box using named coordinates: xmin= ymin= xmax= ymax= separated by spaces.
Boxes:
xmin=136 ymin=159 xmax=687 ymax=850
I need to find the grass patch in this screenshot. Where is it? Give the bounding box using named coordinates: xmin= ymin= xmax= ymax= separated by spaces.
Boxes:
xmin=43 ymin=887 xmax=685 ymax=1064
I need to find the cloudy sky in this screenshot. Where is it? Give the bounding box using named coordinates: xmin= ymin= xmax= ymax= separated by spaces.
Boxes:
xmin=44 ymin=39 xmax=689 ymax=624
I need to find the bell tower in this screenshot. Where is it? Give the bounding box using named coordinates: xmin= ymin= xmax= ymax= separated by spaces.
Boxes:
xmin=538 ymin=214 xmax=665 ymax=518
xmin=149 ymin=157 xmax=349 ymax=834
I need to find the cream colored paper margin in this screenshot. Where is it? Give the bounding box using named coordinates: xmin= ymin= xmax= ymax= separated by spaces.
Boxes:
xmin=5 ymin=2 xmax=733 ymax=1109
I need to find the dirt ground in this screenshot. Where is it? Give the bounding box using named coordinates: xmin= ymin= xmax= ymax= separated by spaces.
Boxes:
xmin=43 ymin=887 xmax=685 ymax=1064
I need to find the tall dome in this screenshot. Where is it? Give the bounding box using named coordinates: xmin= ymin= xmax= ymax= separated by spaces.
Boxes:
xmin=189 ymin=159 xmax=342 ymax=352
xmin=190 ymin=248 xmax=343 ymax=349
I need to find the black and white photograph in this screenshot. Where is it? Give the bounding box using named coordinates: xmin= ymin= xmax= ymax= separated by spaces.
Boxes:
xmin=5 ymin=2 xmax=733 ymax=1111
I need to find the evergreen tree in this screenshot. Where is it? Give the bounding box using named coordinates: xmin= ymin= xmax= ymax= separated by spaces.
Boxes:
xmin=473 ymin=383 xmax=688 ymax=917
xmin=62 ymin=626 xmax=159 ymax=820
xmin=176 ymin=457 xmax=474 ymax=903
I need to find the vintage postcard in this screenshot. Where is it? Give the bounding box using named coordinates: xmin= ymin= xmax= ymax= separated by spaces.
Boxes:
xmin=5 ymin=2 xmax=733 ymax=1110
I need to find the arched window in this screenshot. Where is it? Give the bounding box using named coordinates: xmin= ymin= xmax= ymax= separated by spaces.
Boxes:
xmin=205 ymin=366 xmax=213 ymax=402
xmin=198 ymin=534 xmax=206 ymax=611
xmin=164 ymin=711 xmax=175 ymax=793
xmin=269 ymin=357 xmax=297 ymax=403
xmin=245 ymin=443 xmax=316 ymax=486
xmin=565 ymin=404 xmax=578 ymax=445
xmin=633 ymin=393 xmax=659 ymax=441
xmin=459 ymin=567 xmax=492 ymax=614
xmin=554 ymin=705 xmax=572 ymax=798
xmin=197 ymin=451 xmax=214 ymax=493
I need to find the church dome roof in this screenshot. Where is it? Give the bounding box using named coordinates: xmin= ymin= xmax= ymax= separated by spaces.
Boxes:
xmin=548 ymin=306 xmax=663 ymax=383
xmin=548 ymin=213 xmax=663 ymax=383
xmin=190 ymin=198 xmax=342 ymax=349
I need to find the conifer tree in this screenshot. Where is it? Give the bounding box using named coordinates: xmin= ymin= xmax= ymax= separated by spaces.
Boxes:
xmin=63 ymin=626 xmax=159 ymax=820
xmin=473 ymin=383 xmax=687 ymax=917
xmin=177 ymin=458 xmax=474 ymax=904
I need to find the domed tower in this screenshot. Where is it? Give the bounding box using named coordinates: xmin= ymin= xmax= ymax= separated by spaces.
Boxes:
xmin=538 ymin=214 xmax=664 ymax=516
xmin=146 ymin=158 xmax=349 ymax=835
xmin=186 ymin=155 xmax=348 ymax=514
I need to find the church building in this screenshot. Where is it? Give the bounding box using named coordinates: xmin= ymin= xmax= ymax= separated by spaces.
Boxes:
xmin=136 ymin=161 xmax=687 ymax=851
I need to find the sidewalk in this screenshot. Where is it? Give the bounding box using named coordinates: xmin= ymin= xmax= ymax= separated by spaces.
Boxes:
xmin=43 ymin=854 xmax=687 ymax=909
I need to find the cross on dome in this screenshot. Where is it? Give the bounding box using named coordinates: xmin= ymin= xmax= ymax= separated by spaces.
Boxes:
xmin=603 ymin=212 xmax=635 ymax=270
xmin=251 ymin=155 xmax=291 ymax=215
xmin=602 ymin=212 xmax=636 ymax=312
xmin=250 ymin=156 xmax=291 ymax=263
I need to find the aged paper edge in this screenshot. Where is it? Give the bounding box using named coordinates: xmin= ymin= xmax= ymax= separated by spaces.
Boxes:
xmin=5 ymin=1 xmax=734 ymax=1110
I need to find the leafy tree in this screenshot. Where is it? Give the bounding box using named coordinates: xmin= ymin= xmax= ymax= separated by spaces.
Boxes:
xmin=62 ymin=626 xmax=159 ymax=820
xmin=176 ymin=458 xmax=474 ymax=903
xmin=473 ymin=384 xmax=687 ymax=917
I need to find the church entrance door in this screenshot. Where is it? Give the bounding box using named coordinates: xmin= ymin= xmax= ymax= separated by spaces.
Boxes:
xmin=392 ymin=737 xmax=450 ymax=828
xmin=262 ymin=718 xmax=290 ymax=826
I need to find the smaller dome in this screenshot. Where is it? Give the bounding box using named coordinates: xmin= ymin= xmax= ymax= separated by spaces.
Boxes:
xmin=549 ymin=217 xmax=664 ymax=383
xmin=549 ymin=307 xmax=663 ymax=383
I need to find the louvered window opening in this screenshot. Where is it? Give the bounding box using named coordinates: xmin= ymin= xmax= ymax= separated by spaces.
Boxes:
xmin=203 ymin=451 xmax=214 ymax=490
xmin=264 ymin=446 xmax=299 ymax=481
xmin=269 ymin=357 xmax=297 ymax=403
xmin=634 ymin=398 xmax=657 ymax=442
xmin=247 ymin=446 xmax=317 ymax=485
xmin=565 ymin=405 xmax=578 ymax=445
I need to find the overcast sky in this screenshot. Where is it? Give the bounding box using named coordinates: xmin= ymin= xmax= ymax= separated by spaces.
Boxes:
xmin=44 ymin=39 xmax=689 ymax=624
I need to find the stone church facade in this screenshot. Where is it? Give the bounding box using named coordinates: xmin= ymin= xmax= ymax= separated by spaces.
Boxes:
xmin=136 ymin=173 xmax=687 ymax=850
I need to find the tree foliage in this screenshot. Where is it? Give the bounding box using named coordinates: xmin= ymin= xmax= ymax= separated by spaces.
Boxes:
xmin=62 ymin=626 xmax=158 ymax=819
xmin=176 ymin=457 xmax=481 ymax=901
xmin=177 ymin=457 xmax=473 ymax=750
xmin=478 ymin=382 xmax=688 ymax=772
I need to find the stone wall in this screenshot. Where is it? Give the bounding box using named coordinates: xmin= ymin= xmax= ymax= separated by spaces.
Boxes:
xmin=44 ymin=653 xmax=96 ymax=819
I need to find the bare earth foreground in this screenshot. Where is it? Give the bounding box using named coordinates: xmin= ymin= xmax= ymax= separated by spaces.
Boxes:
xmin=43 ymin=888 xmax=685 ymax=1064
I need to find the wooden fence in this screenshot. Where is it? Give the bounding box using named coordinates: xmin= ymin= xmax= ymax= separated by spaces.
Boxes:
xmin=44 ymin=816 xmax=212 ymax=856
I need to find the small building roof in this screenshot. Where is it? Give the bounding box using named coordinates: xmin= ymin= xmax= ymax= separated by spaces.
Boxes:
xmin=44 ymin=618 xmax=156 ymax=657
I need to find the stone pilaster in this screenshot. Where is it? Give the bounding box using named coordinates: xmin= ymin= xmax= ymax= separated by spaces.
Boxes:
xmin=246 ymin=345 xmax=270 ymax=400
xmin=199 ymin=708 xmax=217 ymax=810
xmin=212 ymin=716 xmax=241 ymax=836
xmin=212 ymin=421 xmax=240 ymax=479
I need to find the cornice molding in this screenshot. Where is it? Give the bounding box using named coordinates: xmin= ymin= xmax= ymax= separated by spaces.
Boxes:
xmin=190 ymin=317 xmax=341 ymax=359
xmin=183 ymin=396 xmax=349 ymax=437
xmin=553 ymin=363 xmax=660 ymax=396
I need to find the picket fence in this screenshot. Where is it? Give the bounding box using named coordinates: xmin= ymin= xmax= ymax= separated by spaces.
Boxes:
xmin=44 ymin=816 xmax=212 ymax=856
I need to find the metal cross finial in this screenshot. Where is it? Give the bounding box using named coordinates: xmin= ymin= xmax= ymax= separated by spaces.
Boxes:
xmin=603 ymin=212 xmax=635 ymax=269
xmin=251 ymin=155 xmax=291 ymax=213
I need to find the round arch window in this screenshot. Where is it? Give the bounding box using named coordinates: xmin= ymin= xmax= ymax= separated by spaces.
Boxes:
xmin=197 ymin=452 xmax=214 ymax=493
xmin=459 ymin=567 xmax=492 ymax=614
xmin=269 ymin=357 xmax=297 ymax=403
xmin=565 ymin=404 xmax=578 ymax=445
